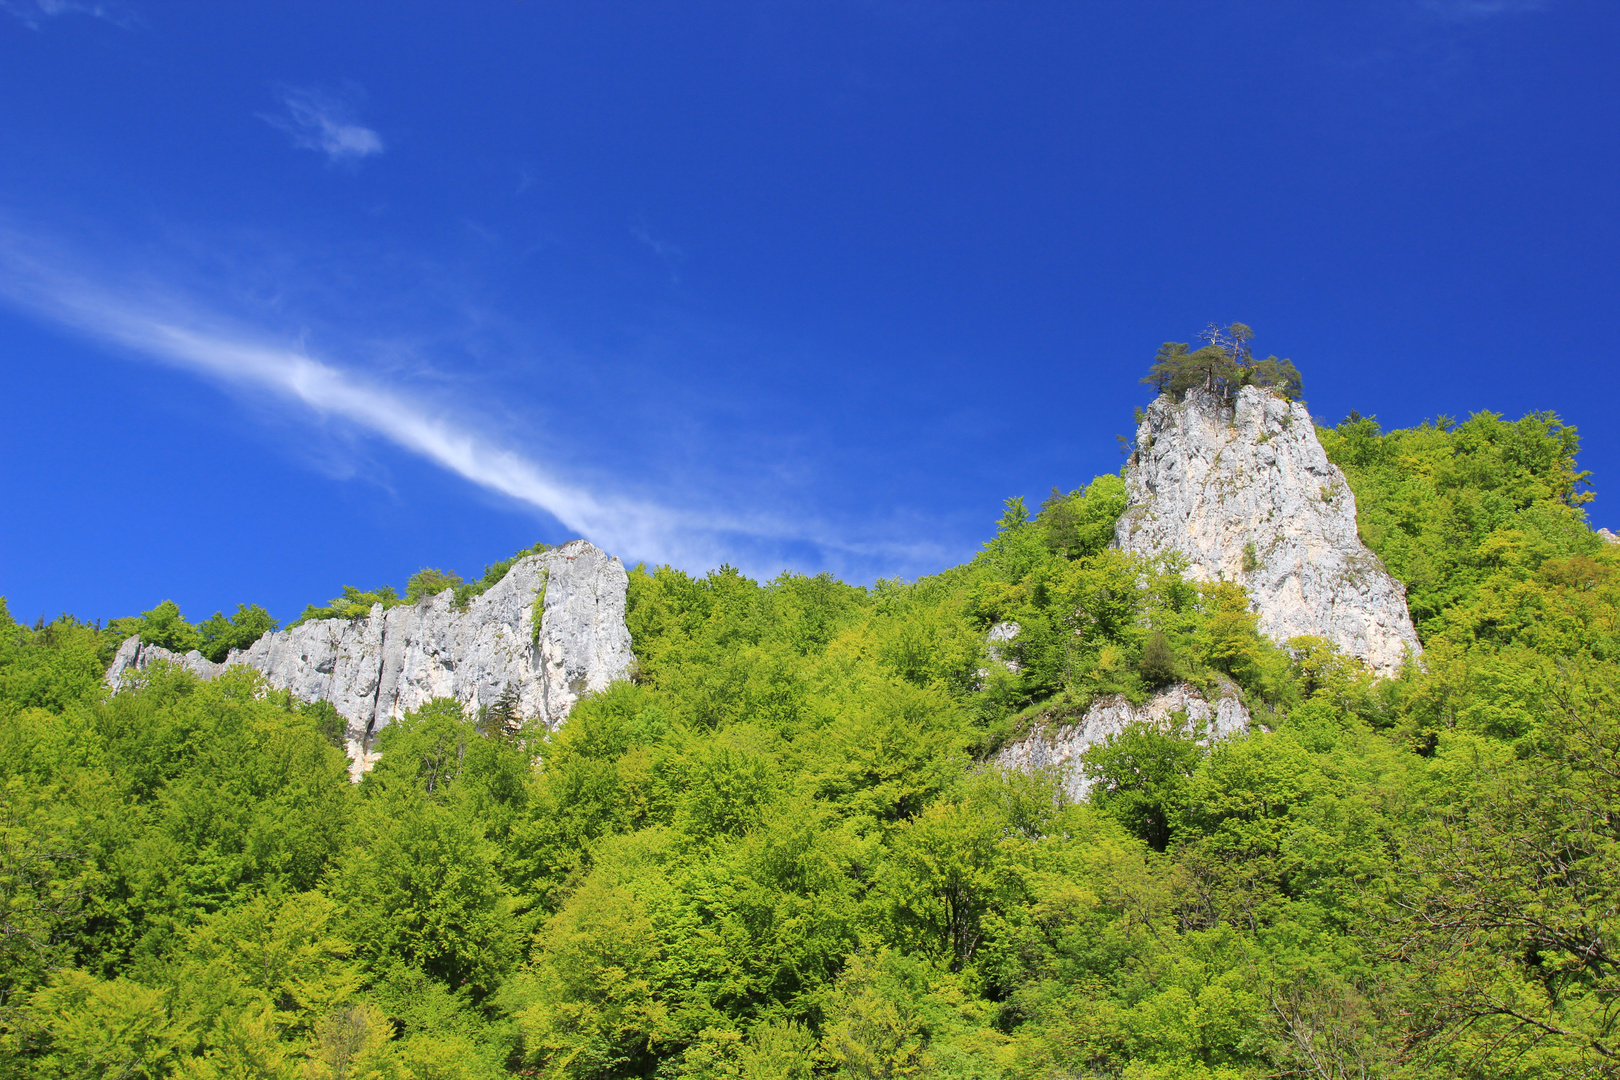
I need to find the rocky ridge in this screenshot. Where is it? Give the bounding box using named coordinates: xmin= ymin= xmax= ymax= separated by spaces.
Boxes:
xmin=1115 ymin=385 xmax=1420 ymax=676
xmin=107 ymin=539 xmax=634 ymax=778
xmin=993 ymin=681 xmax=1250 ymax=803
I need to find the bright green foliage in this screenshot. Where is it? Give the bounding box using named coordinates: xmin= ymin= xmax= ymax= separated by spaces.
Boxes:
xmin=195 ymin=604 xmax=279 ymax=663
xmin=1036 ymin=473 xmax=1128 ymax=559
xmin=341 ymin=700 xmax=527 ymax=998
xmin=125 ymin=599 xmax=280 ymax=661
xmin=333 ymin=791 xmax=516 ymax=998
xmin=1082 ymin=715 xmax=1206 ymax=851
xmin=1322 ymin=409 xmax=1597 ymax=642
xmin=1388 ymin=677 xmax=1620 ymax=1075
xmin=0 ymin=780 xmax=100 ymax=1015
xmin=292 ymin=584 xmax=404 ymax=626
xmin=135 ymin=600 xmax=202 ymax=653
xmin=815 ymin=949 xmax=1007 ymax=1077
xmin=407 ymin=569 xmax=466 ymax=604
xmin=458 ymin=541 xmax=553 ymax=608
xmin=0 ymin=604 xmax=111 ymax=715
xmin=20 ymin=970 xmax=185 ymax=1079
xmin=10 ymin=399 xmax=1620 ymax=1077
xmin=968 ymin=498 xmax=1285 ymax=715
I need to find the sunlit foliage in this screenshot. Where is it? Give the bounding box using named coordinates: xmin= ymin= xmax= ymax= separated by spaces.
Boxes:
xmin=2 ymin=402 xmax=1618 ymax=1078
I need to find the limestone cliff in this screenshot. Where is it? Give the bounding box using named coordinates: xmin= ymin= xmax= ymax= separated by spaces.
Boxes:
xmin=1115 ymin=386 xmax=1420 ymax=676
xmin=107 ymin=539 xmax=634 ymax=777
xmin=993 ymin=681 xmax=1250 ymax=804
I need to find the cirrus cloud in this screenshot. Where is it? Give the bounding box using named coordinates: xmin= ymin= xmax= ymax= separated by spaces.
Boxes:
xmin=0 ymin=225 xmax=949 ymax=581
xmin=1 ymin=0 xmax=137 ymax=29
xmin=262 ymin=85 xmax=384 ymax=165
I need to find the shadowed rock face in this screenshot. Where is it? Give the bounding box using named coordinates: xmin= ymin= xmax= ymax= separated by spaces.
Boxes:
xmin=106 ymin=539 xmax=634 ymax=778
xmin=1115 ymin=386 xmax=1420 ymax=677
xmin=993 ymin=681 xmax=1250 ymax=804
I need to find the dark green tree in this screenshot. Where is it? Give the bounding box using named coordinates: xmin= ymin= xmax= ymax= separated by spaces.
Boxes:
xmin=476 ymin=683 xmax=522 ymax=738
xmin=1143 ymin=342 xmax=1188 ymax=395
xmin=1142 ymin=323 xmax=1303 ymax=402
xmin=1243 ymin=355 xmax=1304 ymax=400
xmin=1138 ymin=628 xmax=1177 ymax=685
xmin=1142 ymin=342 xmax=1237 ymax=399
xmin=1081 ymin=718 xmax=1205 ymax=852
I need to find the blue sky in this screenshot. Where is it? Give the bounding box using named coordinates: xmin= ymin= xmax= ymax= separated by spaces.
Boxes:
xmin=1 ymin=1 xmax=1616 ymax=626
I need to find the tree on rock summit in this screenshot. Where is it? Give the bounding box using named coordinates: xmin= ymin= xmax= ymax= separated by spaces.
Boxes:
xmin=1142 ymin=322 xmax=1303 ymax=402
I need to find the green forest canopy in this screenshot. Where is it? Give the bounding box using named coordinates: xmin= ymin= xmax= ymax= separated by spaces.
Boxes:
xmin=3 ymin=400 xmax=1619 ymax=1079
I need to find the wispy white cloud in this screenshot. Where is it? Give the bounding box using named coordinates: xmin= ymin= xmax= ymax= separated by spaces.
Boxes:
xmin=262 ymin=86 xmax=384 ymax=165
xmin=632 ymin=225 xmax=685 ymax=284
xmin=0 ymin=231 xmax=942 ymax=579
xmin=632 ymin=227 xmax=683 ymax=262
xmin=1 ymin=0 xmax=136 ymax=29
xmin=1418 ymin=0 xmax=1550 ymax=21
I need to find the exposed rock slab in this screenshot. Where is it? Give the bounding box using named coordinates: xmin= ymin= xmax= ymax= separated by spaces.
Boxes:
xmin=107 ymin=539 xmax=633 ymax=778
xmin=993 ymin=680 xmax=1250 ymax=803
xmin=1115 ymin=386 xmax=1420 ymax=677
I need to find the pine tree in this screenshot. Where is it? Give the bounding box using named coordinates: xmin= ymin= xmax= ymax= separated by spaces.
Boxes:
xmin=1141 ymin=323 xmax=1303 ymax=402
xmin=477 ymin=682 xmax=523 ymax=737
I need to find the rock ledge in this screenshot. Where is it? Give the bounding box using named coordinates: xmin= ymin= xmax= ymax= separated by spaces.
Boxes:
xmin=993 ymin=680 xmax=1250 ymax=803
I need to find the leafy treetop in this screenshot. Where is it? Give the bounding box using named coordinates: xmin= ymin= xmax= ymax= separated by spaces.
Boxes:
xmin=116 ymin=599 xmax=280 ymax=663
xmin=289 ymin=542 xmax=555 ymax=627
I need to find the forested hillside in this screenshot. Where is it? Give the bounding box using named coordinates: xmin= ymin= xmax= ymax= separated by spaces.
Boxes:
xmin=3 ymin=406 xmax=1617 ymax=1079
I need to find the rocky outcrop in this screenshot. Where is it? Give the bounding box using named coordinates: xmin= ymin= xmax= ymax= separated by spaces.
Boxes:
xmin=993 ymin=680 xmax=1250 ymax=803
xmin=107 ymin=539 xmax=634 ymax=778
xmin=1115 ymin=386 xmax=1420 ymax=677
xmin=985 ymin=621 xmax=1022 ymax=672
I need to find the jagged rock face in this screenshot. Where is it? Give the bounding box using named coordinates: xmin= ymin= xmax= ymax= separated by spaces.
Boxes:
xmin=107 ymin=539 xmax=634 ymax=778
xmin=1115 ymin=386 xmax=1420 ymax=677
xmin=993 ymin=681 xmax=1250 ymax=803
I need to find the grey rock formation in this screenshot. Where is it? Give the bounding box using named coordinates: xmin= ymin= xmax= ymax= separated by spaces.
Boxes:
xmin=107 ymin=539 xmax=634 ymax=779
xmin=985 ymin=621 xmax=1022 ymax=673
xmin=993 ymin=681 xmax=1250 ymax=804
xmin=1598 ymin=528 xmax=1619 ymax=545
xmin=1115 ymin=386 xmax=1420 ymax=676
xmin=106 ymin=637 xmax=224 ymax=683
